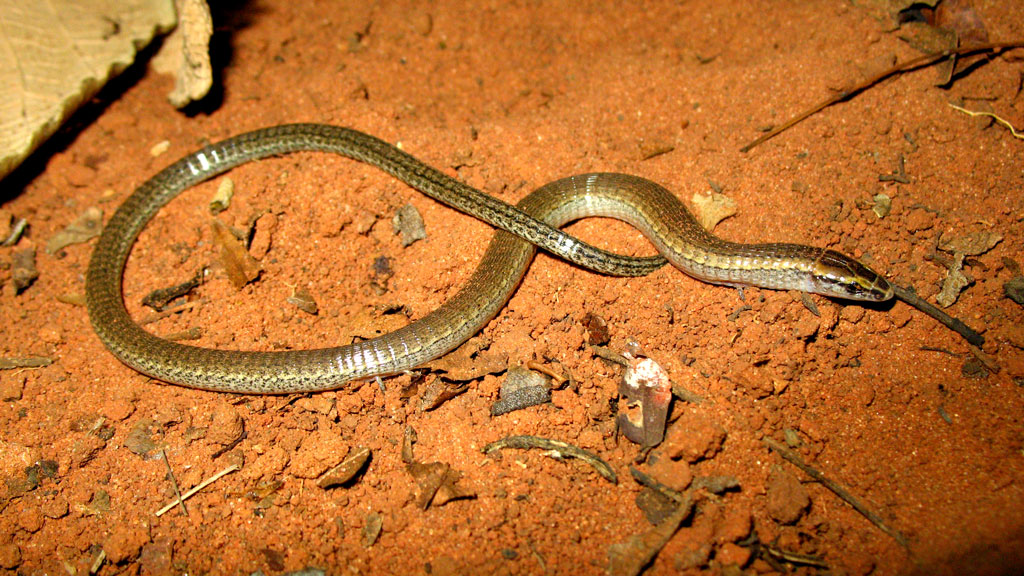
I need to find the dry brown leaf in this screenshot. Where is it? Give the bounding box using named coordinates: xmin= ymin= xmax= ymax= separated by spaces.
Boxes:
xmin=938 ymin=230 xmax=1002 ymax=256
xmin=317 ymin=447 xmax=370 ymax=489
xmin=210 ymin=219 xmax=260 ymax=289
xmin=423 ymin=336 xmax=508 ymax=381
xmin=46 ymin=207 xmax=103 ymax=254
xmin=936 ymin=253 xmax=972 ymax=308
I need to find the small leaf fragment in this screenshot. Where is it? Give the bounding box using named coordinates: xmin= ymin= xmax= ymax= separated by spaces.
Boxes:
xmin=361 ymin=512 xmax=383 ymax=548
xmin=871 ymin=193 xmax=892 ymax=218
xmin=317 ymin=447 xmax=370 ymax=489
xmin=210 ymin=219 xmax=260 ymax=289
xmin=287 ymin=288 xmax=319 ymax=315
xmin=11 ymin=247 xmax=39 ymax=293
xmin=392 ymin=204 xmax=426 ymax=247
xmin=691 ymin=191 xmax=736 ymax=231
xmin=46 ymin=207 xmax=102 ymax=254
xmin=938 ymin=230 xmax=1002 ymax=256
xmin=491 ymin=367 xmax=551 ymax=416
xmin=936 ymin=253 xmax=972 ymax=308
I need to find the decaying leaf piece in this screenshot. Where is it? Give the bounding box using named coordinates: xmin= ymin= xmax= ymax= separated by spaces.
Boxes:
xmin=418 ymin=379 xmax=469 ymax=411
xmin=0 ymin=0 xmax=177 ymax=179
xmin=896 ymin=0 xmax=990 ymax=85
xmin=209 ymin=219 xmax=260 ymax=289
xmin=11 ymin=247 xmax=39 ymax=293
xmin=402 ymin=426 xmax=475 ymax=509
xmin=317 ymin=447 xmax=370 ymax=489
xmin=872 ymin=193 xmax=892 ymax=218
xmin=287 ymin=287 xmax=319 ymax=315
xmin=936 ymin=252 xmax=972 ymax=308
xmin=938 ymin=230 xmax=1002 ymax=256
xmin=423 ymin=336 xmax=508 ymax=382
xmin=405 ymin=461 xmax=475 ymax=509
xmin=151 ymin=0 xmax=213 ymax=108
xmin=361 ymin=512 xmax=383 ymax=548
xmin=1005 ymin=276 xmax=1024 ymax=307
xmin=607 ymin=497 xmax=694 ymax=576
xmin=46 ymin=207 xmax=103 ymax=254
xmin=691 ymin=192 xmax=736 ymax=231
xmin=932 ymin=230 xmax=1000 ymax=308
xmin=491 ymin=366 xmax=550 ymax=416
xmin=392 ymin=204 xmax=427 ymax=247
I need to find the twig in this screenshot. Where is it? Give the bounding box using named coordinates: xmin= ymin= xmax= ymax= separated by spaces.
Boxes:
xmin=629 ymin=466 xmax=686 ymax=503
xmin=89 ymin=549 xmax=106 ymax=574
xmin=949 ymin=103 xmax=1024 ymax=139
xmin=155 ymin=464 xmax=239 ymax=516
xmin=160 ymin=449 xmax=188 ymax=517
xmin=139 ymin=299 xmax=206 ymax=326
xmin=482 ymin=435 xmax=617 ymax=484
xmin=526 ymin=360 xmax=568 ymax=386
xmin=893 ymin=284 xmax=984 ymax=347
xmin=763 ymin=437 xmax=908 ymax=548
xmin=0 ymin=357 xmax=53 ymax=369
xmin=741 ymin=42 xmax=1024 ymax=152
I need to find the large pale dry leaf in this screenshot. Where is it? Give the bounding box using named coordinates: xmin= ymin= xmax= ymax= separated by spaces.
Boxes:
xmin=0 ymin=0 xmax=176 ymax=179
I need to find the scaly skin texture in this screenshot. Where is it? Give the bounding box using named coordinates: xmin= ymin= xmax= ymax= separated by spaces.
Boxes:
xmin=86 ymin=124 xmax=892 ymax=394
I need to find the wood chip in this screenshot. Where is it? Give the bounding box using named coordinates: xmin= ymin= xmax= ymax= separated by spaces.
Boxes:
xmin=0 ymin=0 xmax=176 ymax=180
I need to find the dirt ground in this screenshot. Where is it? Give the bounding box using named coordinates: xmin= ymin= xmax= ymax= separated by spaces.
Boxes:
xmin=2 ymin=1 xmax=1023 ymax=574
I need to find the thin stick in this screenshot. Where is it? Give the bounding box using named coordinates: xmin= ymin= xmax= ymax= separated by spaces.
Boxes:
xmin=155 ymin=464 xmax=239 ymax=517
xmin=740 ymin=42 xmax=1024 ymax=152
xmin=763 ymin=437 xmax=908 ymax=548
xmin=892 ymin=284 xmax=984 ymax=347
xmin=89 ymin=549 xmax=106 ymax=574
xmin=139 ymin=299 xmax=205 ymax=326
xmin=160 ymin=449 xmax=188 ymax=517
xmin=949 ymin=103 xmax=1024 ymax=139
